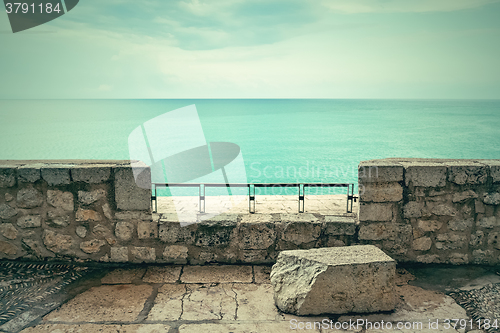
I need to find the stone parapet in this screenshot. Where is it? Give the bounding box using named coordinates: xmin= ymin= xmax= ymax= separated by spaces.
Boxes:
xmin=358 ymin=158 xmax=500 ymax=265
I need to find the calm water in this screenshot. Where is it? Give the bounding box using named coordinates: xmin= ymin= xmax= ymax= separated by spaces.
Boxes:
xmin=1 ymin=99 xmax=499 ymax=194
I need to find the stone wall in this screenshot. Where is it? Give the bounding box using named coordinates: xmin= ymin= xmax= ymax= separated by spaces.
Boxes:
xmin=0 ymin=160 xmax=357 ymax=264
xmin=358 ymin=158 xmax=500 ymax=265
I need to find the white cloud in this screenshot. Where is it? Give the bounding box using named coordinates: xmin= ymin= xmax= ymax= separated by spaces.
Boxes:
xmin=322 ymin=0 xmax=500 ymax=13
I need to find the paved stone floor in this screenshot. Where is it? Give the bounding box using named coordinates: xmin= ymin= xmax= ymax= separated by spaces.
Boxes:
xmin=1 ymin=263 xmax=500 ymax=333
xmin=157 ymin=194 xmax=357 ymax=216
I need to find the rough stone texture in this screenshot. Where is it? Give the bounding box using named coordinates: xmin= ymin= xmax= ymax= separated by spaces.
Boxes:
xmin=0 ymin=203 xmax=18 ymax=220
xmin=162 ymin=245 xmax=188 ymax=264
xmin=403 ymin=201 xmax=425 ymax=218
xmin=137 ymin=221 xmax=158 ymax=239
xmin=44 ymin=284 xmax=152 ymax=322
xmin=195 ymin=215 xmax=237 ymax=247
xmin=41 ymin=165 xmax=72 ymax=186
xmin=142 ymin=266 xmax=182 ymax=283
xmin=115 ymin=221 xmax=134 ymax=241
xmin=477 ymin=216 xmax=498 ymax=228
xmin=114 ymin=165 xmax=151 ymax=211
xmin=102 ymin=203 xmax=113 ymax=219
xmin=358 ymin=160 xmax=403 ymax=183
xmin=358 ymin=222 xmax=396 ymax=241
xmin=17 ymin=187 xmax=43 ymax=208
xmin=159 ymin=222 xmax=196 ymax=244
xmin=435 ymin=233 xmax=467 ymax=250
xmin=447 ymin=162 xmax=488 ymax=185
xmin=404 ymin=163 xmax=447 ymax=187
xmin=0 ymin=241 xmax=17 ymax=255
xmin=78 ymin=189 xmax=106 ymax=205
xmin=359 ymin=203 xmax=394 ymax=221
xmin=101 ymin=268 xmax=146 ymax=284
xmin=237 ymin=221 xmax=276 ymax=250
xmin=360 ymin=182 xmax=403 ymax=202
xmin=412 ymin=237 xmax=432 ymax=251
xmin=0 ymin=223 xmax=18 ymax=240
xmin=43 ymin=230 xmax=73 ymax=254
xmin=448 ymin=218 xmax=474 ymax=231
xmin=280 ymin=214 xmax=321 ymax=246
xmin=110 ymin=246 xmax=129 ymax=262
xmin=324 ymin=216 xmax=356 ymax=235
xmin=4 ymin=193 xmax=14 ymax=202
xmin=47 ymin=190 xmax=74 ymax=211
xmin=178 ymin=323 xmax=314 ymax=333
xmin=17 ymin=215 xmax=42 ymax=228
xmin=76 ymin=226 xmax=87 ymax=238
xmin=270 ymin=245 xmax=395 ymax=315
xmin=47 ymin=210 xmax=71 ymax=227
xmin=76 ymin=208 xmax=102 ymax=222
xmin=181 ymin=265 xmax=253 ymax=283
xmin=453 ymin=190 xmax=478 ymax=203
xmin=115 ymin=211 xmax=152 ymax=220
xmin=20 ymin=324 xmax=171 ymax=333
xmin=130 ymin=247 xmax=156 ymax=263
xmin=17 ymin=165 xmax=42 ymax=183
xmin=0 ymin=166 xmax=17 ymax=187
xmin=483 ymin=192 xmax=500 ymax=205
xmin=417 ymin=219 xmax=443 ymax=232
xmin=71 ymin=166 xmax=111 ymax=183
xmin=80 ymin=239 xmax=106 ymax=254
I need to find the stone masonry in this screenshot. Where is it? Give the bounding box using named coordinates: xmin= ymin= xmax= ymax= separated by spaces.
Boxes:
xmin=358 ymin=158 xmax=500 ymax=265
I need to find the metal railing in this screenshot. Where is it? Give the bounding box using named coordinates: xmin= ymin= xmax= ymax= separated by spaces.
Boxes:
xmin=152 ymin=183 xmax=356 ymax=214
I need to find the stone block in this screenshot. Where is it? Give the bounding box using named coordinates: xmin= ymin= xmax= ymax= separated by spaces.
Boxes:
xmin=417 ymin=219 xmax=443 ymax=232
xmin=358 ymin=222 xmax=395 ymax=241
xmin=195 ymin=215 xmax=237 ymax=247
xmin=483 ymin=192 xmax=500 ymax=205
xmin=17 ymin=214 xmax=42 ymax=228
xmin=358 ymin=160 xmax=403 ymax=183
xmin=137 ymin=221 xmax=158 ymax=239
xmin=435 ymin=233 xmax=467 ymax=250
xmin=0 ymin=241 xmax=17 ymax=255
xmin=130 ymin=246 xmax=156 ymax=262
xmin=115 ymin=221 xmax=134 ymax=241
xmin=78 ymin=189 xmax=106 ymax=205
xmin=403 ymin=163 xmax=447 ymax=187
xmin=17 ymin=164 xmax=42 ymax=183
xmin=359 ymin=202 xmax=394 ymax=221
xmin=75 ymin=208 xmax=102 ymax=222
xmin=360 ymin=182 xmax=403 ymax=202
xmin=280 ymin=219 xmax=322 ymax=246
xmin=4 ymin=193 xmax=14 ymax=202
xmin=17 ymin=187 xmax=44 ymax=208
xmin=115 ymin=211 xmax=152 ymax=221
xmin=110 ymin=246 xmax=129 ymax=262
xmin=448 ymin=218 xmax=473 ymax=231
xmin=47 ymin=190 xmax=74 ymax=211
xmin=0 ymin=203 xmax=18 ymax=220
xmin=114 ymin=166 xmax=151 ymax=211
xmin=181 ymin=265 xmax=252 ymax=283
xmin=0 ymin=166 xmax=16 ymax=187
xmin=0 ymin=223 xmax=18 ymax=240
xmin=416 ymin=254 xmax=440 ymax=264
xmin=477 ymin=216 xmax=498 ymax=228
xmin=404 ymin=201 xmax=425 ymax=218
xmin=446 ymin=162 xmax=487 ymax=185
xmin=429 ymin=203 xmax=456 ymax=216
xmin=162 ymin=245 xmax=188 ymax=264
xmin=324 ymin=216 xmax=356 ymax=235
xmin=159 ymin=221 xmax=196 ymax=244
xmin=239 ymin=249 xmax=269 ymax=263
xmin=41 ymin=165 xmax=72 ymax=186
xmin=43 ymin=230 xmax=73 ymax=254
xmin=80 ymin=239 xmax=106 ymax=254
xmin=412 ymin=237 xmax=432 ymax=251
xmin=71 ymin=165 xmax=111 ymax=183
xmin=75 ymin=226 xmax=87 ymax=238
xmin=452 ymin=190 xmax=478 ymax=203
xmin=143 ymin=266 xmax=182 ymax=283
xmin=237 ymin=220 xmax=276 ymax=250
xmin=482 ymin=160 xmax=500 ymax=183
xmin=270 ymin=245 xmax=396 ymax=315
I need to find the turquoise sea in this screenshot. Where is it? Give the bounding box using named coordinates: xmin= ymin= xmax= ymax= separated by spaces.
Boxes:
xmin=1 ymin=99 xmax=499 ymax=194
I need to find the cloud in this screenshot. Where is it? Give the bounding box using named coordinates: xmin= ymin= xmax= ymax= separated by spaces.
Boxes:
xmin=321 ymin=0 xmax=500 ymax=13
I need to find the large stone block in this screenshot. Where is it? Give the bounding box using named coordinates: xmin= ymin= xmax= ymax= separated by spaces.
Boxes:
xmin=17 ymin=187 xmax=44 ymax=208
xmin=403 ymin=163 xmax=447 ymax=187
xmin=446 ymin=162 xmax=487 ymax=185
xmin=0 ymin=166 xmax=16 ymax=187
xmin=482 ymin=160 xmax=500 ymax=183
xmin=358 ymin=222 xmax=395 ymax=241
xmin=17 ymin=164 xmax=42 ymax=183
xmin=41 ymin=165 xmax=73 ymax=186
xmin=358 ymin=160 xmax=403 ymax=183
xmin=195 ymin=215 xmax=237 ymax=247
xmin=114 ymin=166 xmax=151 ymax=211
xmin=47 ymin=190 xmax=74 ymax=211
xmin=323 ymin=216 xmax=356 ymax=235
xmin=280 ymin=214 xmax=321 ymax=246
xmin=359 ymin=203 xmax=393 ymax=222
xmin=360 ymin=182 xmax=403 ymax=203
xmin=71 ymin=165 xmax=111 ymax=183
xmin=237 ymin=217 xmax=276 ymax=250
xmin=270 ymin=245 xmax=396 ymax=315
xmin=0 ymin=203 xmax=18 ymax=220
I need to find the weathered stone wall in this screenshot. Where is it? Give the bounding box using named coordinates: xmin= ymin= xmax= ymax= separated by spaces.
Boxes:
xmin=358 ymin=158 xmax=500 ymax=265
xmin=0 ymin=160 xmax=357 ymax=264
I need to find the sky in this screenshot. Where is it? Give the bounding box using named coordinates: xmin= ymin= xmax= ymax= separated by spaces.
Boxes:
xmin=1 ymin=0 xmax=500 ymax=99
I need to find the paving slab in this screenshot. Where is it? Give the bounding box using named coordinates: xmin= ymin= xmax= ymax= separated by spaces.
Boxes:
xmin=147 ymin=284 xmax=186 ymax=321
xmin=43 ymin=284 xmax=153 ymax=323
xmin=254 ymin=265 xmax=271 ymax=283
xmin=142 ymin=266 xmax=182 ymax=283
xmin=181 ymin=284 xmax=236 ymax=321
xmin=180 ymin=265 xmax=252 ymax=283
xmin=101 ymin=268 xmax=146 ymax=284
xmin=178 ymin=322 xmax=320 ymax=333
xmin=20 ymin=323 xmax=171 ymax=332
xmin=232 ymin=284 xmax=278 ymax=320
xmin=338 ymin=284 xmax=467 ymax=323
